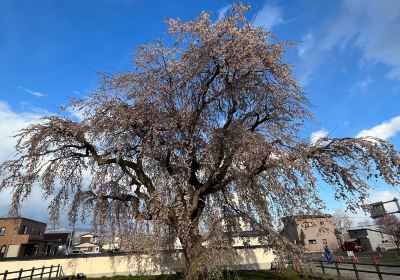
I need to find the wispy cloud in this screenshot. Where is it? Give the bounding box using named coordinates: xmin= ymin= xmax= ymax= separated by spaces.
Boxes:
xmin=297 ymin=0 xmax=400 ymax=84
xmin=356 ymin=116 xmax=400 ymax=140
xmin=19 ymin=86 xmax=45 ymax=97
xmin=323 ymin=0 xmax=400 ymax=79
xmin=254 ymin=3 xmax=283 ymax=30
xmin=351 ymin=77 xmax=372 ymax=92
xmin=296 ymin=32 xmax=319 ymax=85
xmin=217 ymin=4 xmax=231 ymax=20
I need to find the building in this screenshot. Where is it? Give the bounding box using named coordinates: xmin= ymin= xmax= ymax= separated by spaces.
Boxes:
xmin=44 ymin=229 xmax=74 ymax=254
xmin=0 ymin=217 xmax=61 ymax=258
xmin=101 ymin=236 xmax=120 ymax=251
xmin=335 ymin=228 xmax=350 ymax=248
xmin=347 ymin=228 xmax=397 ymax=251
xmin=72 ymin=233 xmax=100 ymax=253
xmin=281 ymin=214 xmax=339 ymax=252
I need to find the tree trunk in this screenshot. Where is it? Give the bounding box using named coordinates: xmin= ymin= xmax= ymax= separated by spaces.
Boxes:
xmin=176 ymin=225 xmax=210 ymax=280
xmin=183 ymin=241 xmax=209 ymax=280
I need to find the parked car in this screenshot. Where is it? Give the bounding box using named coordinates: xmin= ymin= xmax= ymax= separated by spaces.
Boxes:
xmin=343 ymin=239 xmax=364 ymax=252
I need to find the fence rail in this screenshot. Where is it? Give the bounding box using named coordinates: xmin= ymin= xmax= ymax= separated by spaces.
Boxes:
xmin=0 ymin=264 xmax=61 ymax=280
xmin=316 ymin=260 xmax=400 ymax=280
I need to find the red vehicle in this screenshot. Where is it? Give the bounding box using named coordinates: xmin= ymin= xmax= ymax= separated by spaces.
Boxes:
xmin=343 ymin=239 xmax=364 ymax=252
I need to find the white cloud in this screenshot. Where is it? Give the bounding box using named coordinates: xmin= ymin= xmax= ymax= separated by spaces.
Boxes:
xmin=358 ymin=77 xmax=372 ymax=91
xmin=0 ymin=101 xmax=50 ymax=219
xmin=67 ymin=108 xmax=84 ymax=121
xmin=217 ymin=4 xmax=231 ymax=20
xmin=254 ymin=4 xmax=283 ymax=30
xmin=350 ymin=77 xmax=372 ymax=92
xmin=296 ymin=32 xmax=319 ymax=85
xmin=297 ymin=0 xmax=400 ymax=84
xmin=19 ymin=86 xmax=45 ymax=97
xmin=323 ymin=0 xmax=400 ymax=79
xmin=0 ymin=102 xmax=90 ymax=227
xmin=297 ymin=33 xmax=314 ymax=58
xmin=310 ymin=129 xmax=328 ymax=145
xmin=356 ymin=115 xmax=400 ymax=140
xmin=0 ymin=101 xmax=44 ymax=162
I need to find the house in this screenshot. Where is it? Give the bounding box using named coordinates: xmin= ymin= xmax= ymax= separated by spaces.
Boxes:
xmin=72 ymin=232 xmax=100 ymax=253
xmin=79 ymin=233 xmax=98 ymax=243
xmin=347 ymin=228 xmax=397 ymax=251
xmin=44 ymin=229 xmax=74 ymax=254
xmin=281 ymin=214 xmax=339 ymax=252
xmin=0 ymin=217 xmax=61 ymax=258
xmin=101 ymin=236 xmax=121 ymax=251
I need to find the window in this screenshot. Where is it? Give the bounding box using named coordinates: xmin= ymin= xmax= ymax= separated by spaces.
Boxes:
xmin=38 ymin=230 xmax=42 ymax=236
xmin=308 ymin=240 xmax=317 ymax=244
xmin=320 ymin=221 xmax=325 ymax=226
xmin=0 ymin=227 xmax=5 ymax=236
xmin=32 ymin=227 xmax=35 ymax=235
xmin=20 ymin=225 xmax=28 ymax=234
xmin=322 ymin=239 xmax=327 ymax=244
xmin=0 ymin=245 xmax=6 ymax=257
xmin=304 ymin=222 xmax=313 ymax=228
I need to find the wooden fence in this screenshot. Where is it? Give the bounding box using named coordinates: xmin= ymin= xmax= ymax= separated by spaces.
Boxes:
xmin=316 ymin=260 xmax=400 ymax=280
xmin=0 ymin=264 xmax=62 ymax=280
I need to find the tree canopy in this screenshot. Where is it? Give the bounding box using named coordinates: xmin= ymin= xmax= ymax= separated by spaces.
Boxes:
xmin=1 ymin=4 xmax=400 ymax=280
xmin=375 ymin=214 xmax=400 ymax=254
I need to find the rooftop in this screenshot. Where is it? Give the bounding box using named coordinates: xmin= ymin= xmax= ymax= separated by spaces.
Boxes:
xmin=0 ymin=217 xmax=47 ymax=225
xmin=283 ymin=214 xmax=332 ymax=220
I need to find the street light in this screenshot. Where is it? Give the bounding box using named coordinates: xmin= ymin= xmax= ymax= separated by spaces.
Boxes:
xmin=369 ymin=198 xmax=400 ymax=219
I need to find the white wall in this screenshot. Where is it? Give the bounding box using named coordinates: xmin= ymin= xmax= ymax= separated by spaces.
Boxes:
xmin=0 ymin=248 xmax=275 ymax=278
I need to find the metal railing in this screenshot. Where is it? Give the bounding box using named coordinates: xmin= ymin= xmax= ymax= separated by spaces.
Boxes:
xmin=0 ymin=264 xmax=62 ymax=280
xmin=316 ymin=259 xmax=400 ymax=280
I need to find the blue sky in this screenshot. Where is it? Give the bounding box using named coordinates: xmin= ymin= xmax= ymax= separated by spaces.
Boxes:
xmin=1 ymin=0 xmax=400 ymax=227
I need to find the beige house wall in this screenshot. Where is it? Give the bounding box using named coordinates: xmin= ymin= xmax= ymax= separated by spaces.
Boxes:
xmin=282 ymin=216 xmax=339 ymax=252
xmin=0 ymin=248 xmax=275 ymax=278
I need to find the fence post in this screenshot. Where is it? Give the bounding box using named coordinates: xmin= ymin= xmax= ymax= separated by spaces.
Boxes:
xmin=3 ymin=270 xmax=8 ymax=280
xmin=352 ymin=262 xmax=360 ymax=280
xmin=30 ymin=267 xmax=35 ymax=280
xmin=320 ymin=260 xmax=325 ymax=275
xmin=48 ymin=265 xmax=53 ymax=279
xmin=40 ymin=266 xmax=45 ymax=280
xmin=334 ymin=261 xmax=341 ymax=277
xmin=56 ymin=265 xmax=60 ymax=278
xmin=375 ymin=264 xmax=383 ymax=280
xmin=18 ymin=269 xmax=23 ymax=280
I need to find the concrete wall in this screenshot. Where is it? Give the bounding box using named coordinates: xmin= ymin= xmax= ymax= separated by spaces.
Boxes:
xmin=0 ymin=248 xmax=275 ymax=278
